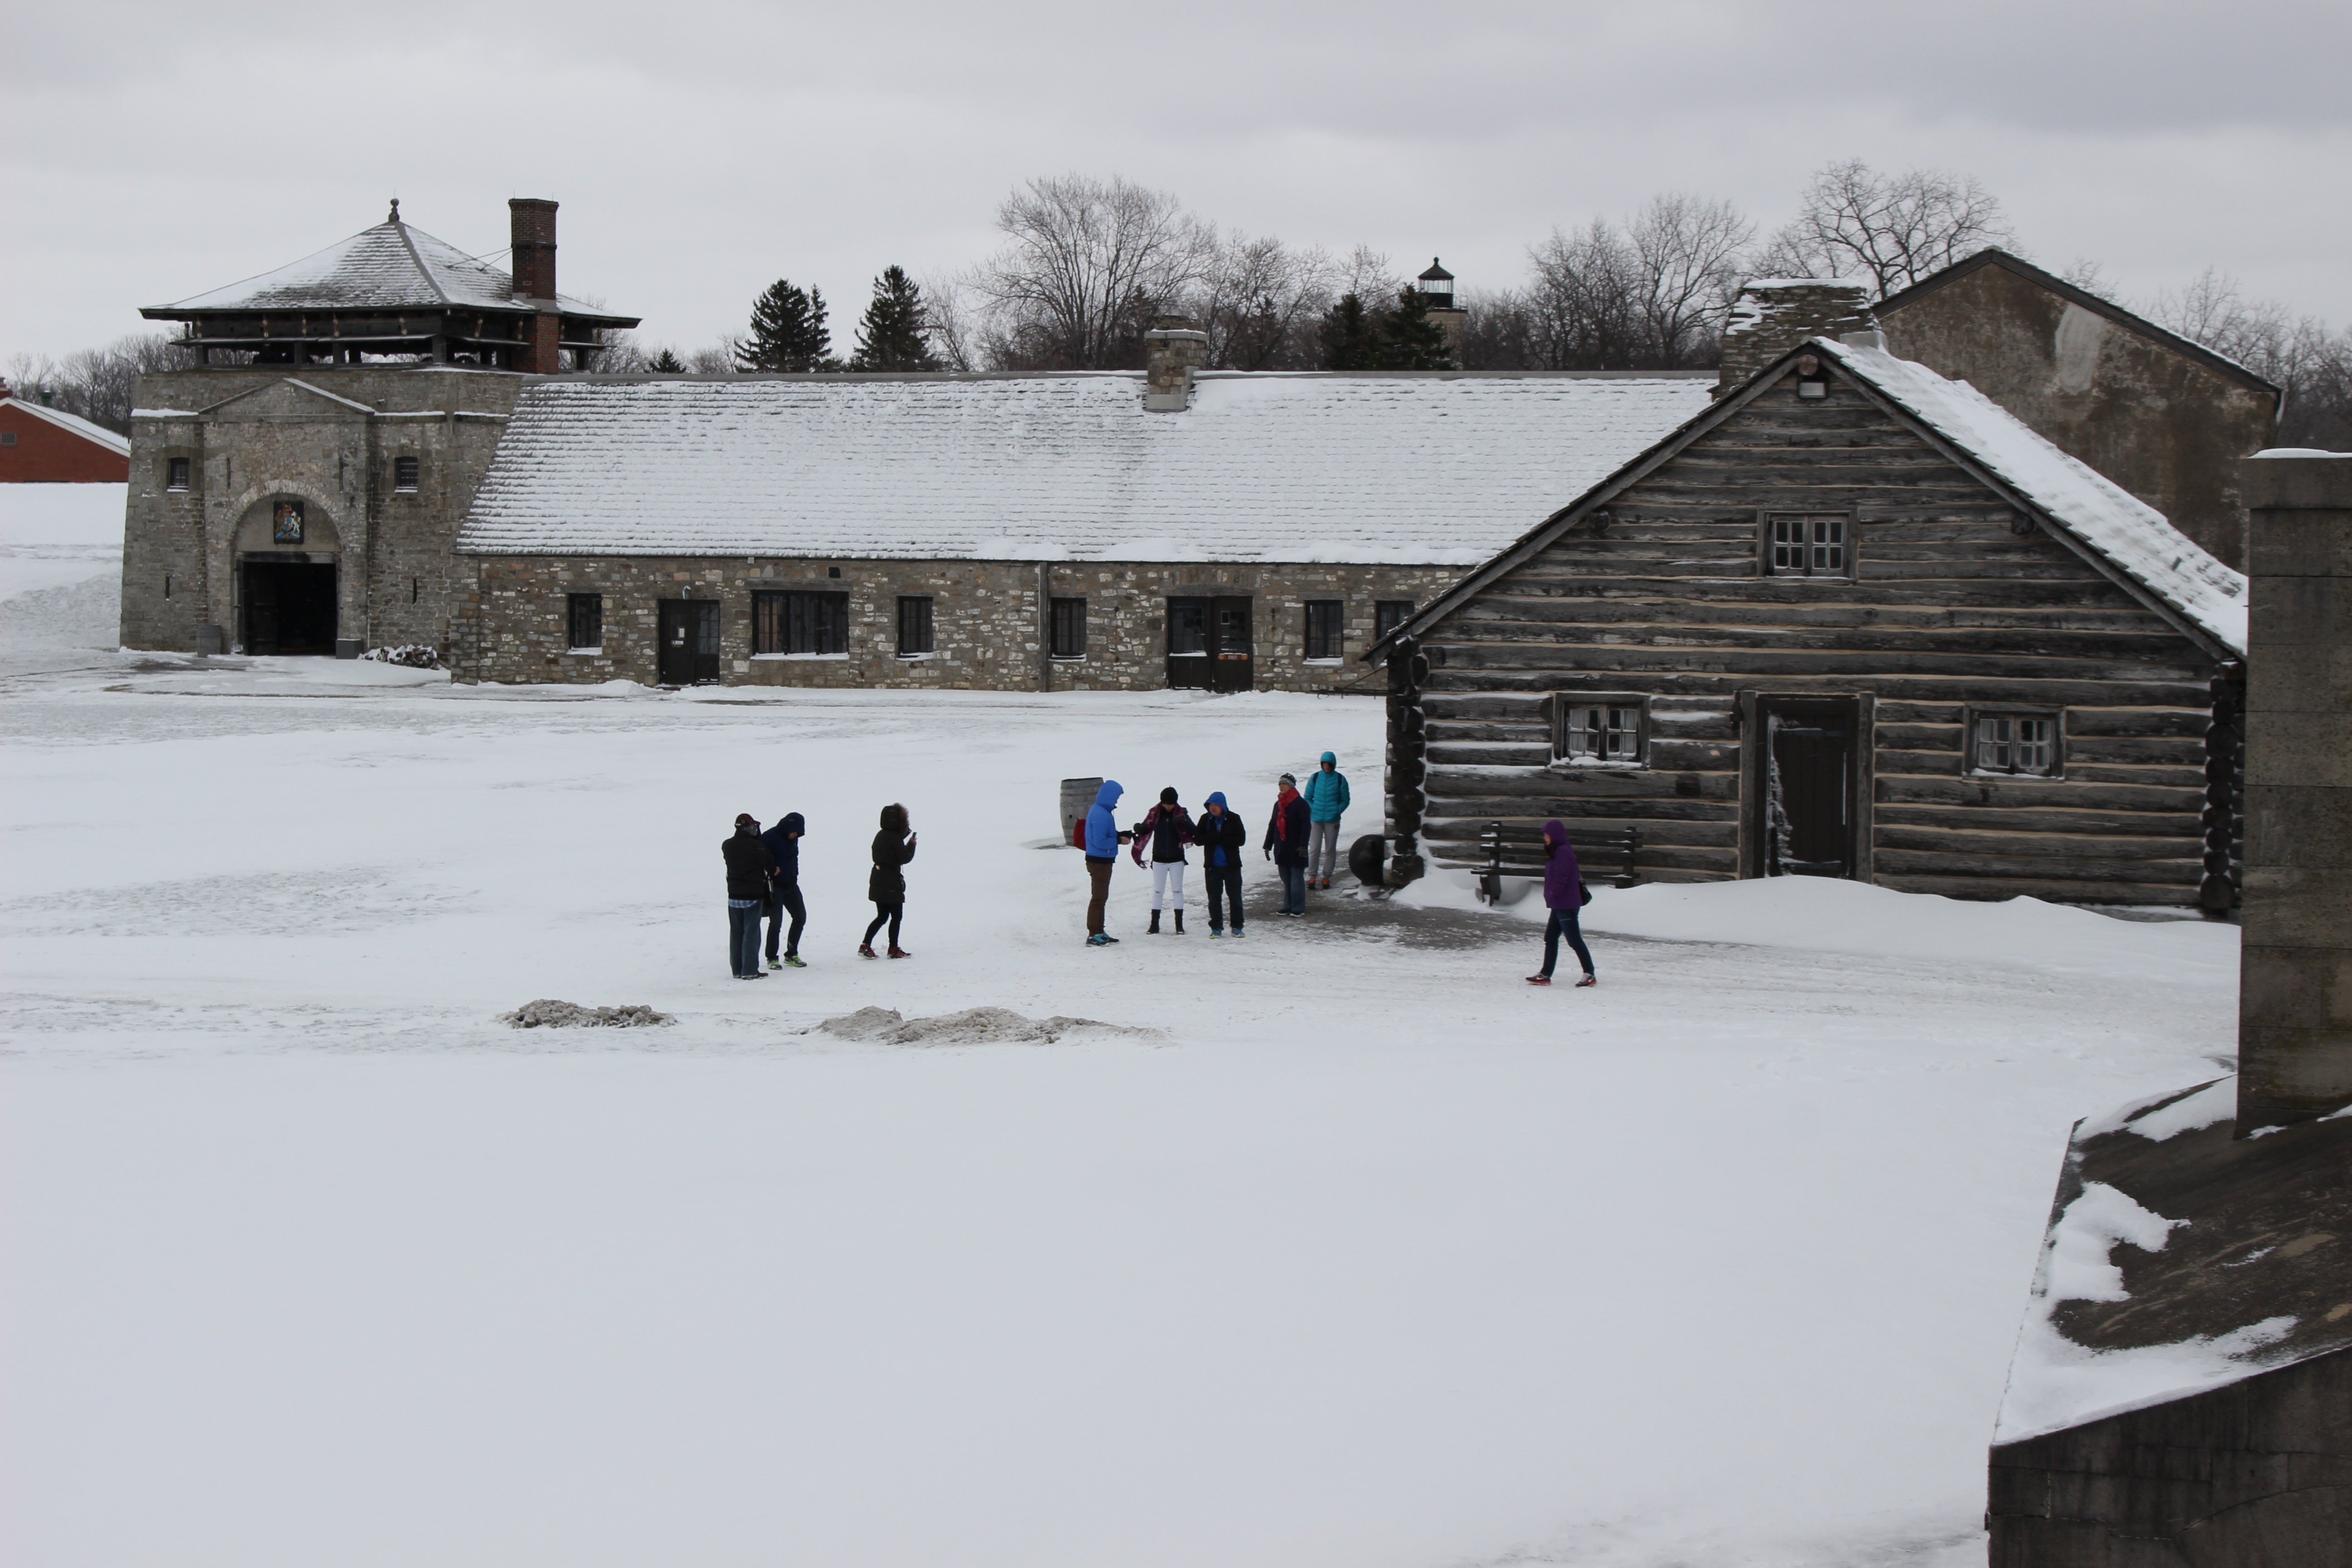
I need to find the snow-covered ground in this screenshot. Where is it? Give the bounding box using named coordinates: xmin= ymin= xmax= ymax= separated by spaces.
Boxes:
xmin=0 ymin=483 xmax=126 ymax=679
xmin=1 ymin=581 xmax=2239 ymax=1568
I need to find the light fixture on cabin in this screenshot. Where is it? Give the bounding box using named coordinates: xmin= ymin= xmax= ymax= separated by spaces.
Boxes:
xmin=1794 ymin=353 xmax=1828 ymax=399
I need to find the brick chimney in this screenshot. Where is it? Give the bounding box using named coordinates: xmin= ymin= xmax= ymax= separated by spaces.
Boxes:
xmin=509 ymin=198 xmax=562 ymax=373
xmin=1143 ymin=314 xmax=1208 ymax=412
xmin=1716 ymin=279 xmax=1876 ymax=396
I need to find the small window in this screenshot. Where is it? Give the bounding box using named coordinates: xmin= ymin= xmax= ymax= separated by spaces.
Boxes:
xmin=896 ymin=595 xmax=934 ymax=657
xmin=166 ymin=456 xmax=191 ymax=490
xmin=0 ymin=431 xmax=15 ymax=446
xmin=1763 ymin=513 xmax=1849 ymax=578
xmin=393 ymin=456 xmax=420 ymax=493
xmin=1050 ymin=597 xmax=1087 ymax=659
xmin=1558 ymin=697 xmax=1647 ymax=765
xmin=1304 ymin=600 xmax=1344 ymax=661
xmin=1971 ymin=710 xmax=2060 ymax=777
xmin=755 ymin=590 xmax=848 ymax=655
xmin=567 ymin=593 xmax=603 ymax=651
xmin=1375 ymin=600 xmax=1416 ymax=640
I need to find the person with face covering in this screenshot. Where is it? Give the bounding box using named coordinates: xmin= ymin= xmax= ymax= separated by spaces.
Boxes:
xmin=1527 ymin=819 xmax=1597 ymax=987
xmin=1263 ymin=774 xmax=1311 ymax=916
xmin=861 ymin=803 xmax=916 ymax=959
xmin=1197 ymin=791 xmax=1249 ymax=937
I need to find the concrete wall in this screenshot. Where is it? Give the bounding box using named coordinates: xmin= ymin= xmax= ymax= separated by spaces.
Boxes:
xmin=1880 ymin=264 xmax=2278 ymax=572
xmin=455 ymin=555 xmax=1461 ymax=692
xmin=120 ymin=366 xmax=522 ymax=655
xmin=2238 ymin=452 xmax=2352 ymax=1126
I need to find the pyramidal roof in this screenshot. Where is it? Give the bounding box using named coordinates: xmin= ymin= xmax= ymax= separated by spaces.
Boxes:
xmin=147 ymin=215 xmax=622 ymax=319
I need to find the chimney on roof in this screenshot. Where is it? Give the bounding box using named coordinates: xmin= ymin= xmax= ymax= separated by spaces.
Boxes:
xmin=1143 ymin=314 xmax=1208 ymax=412
xmin=1716 ymin=278 xmax=1877 ymax=397
xmin=509 ymin=198 xmax=562 ymax=374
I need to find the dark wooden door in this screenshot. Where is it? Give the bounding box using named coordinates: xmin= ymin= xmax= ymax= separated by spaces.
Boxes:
xmin=1166 ymin=597 xmax=1211 ymax=690
xmin=242 ymin=560 xmax=337 ymax=655
xmin=657 ymin=600 xmax=721 ymax=685
xmin=1211 ymin=596 xmax=1254 ymax=692
xmin=1763 ymin=701 xmax=1855 ymax=877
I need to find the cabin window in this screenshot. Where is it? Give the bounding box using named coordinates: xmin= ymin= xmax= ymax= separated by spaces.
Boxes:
xmin=896 ymin=595 xmax=935 ymax=657
xmin=393 ymin=456 xmax=420 ymax=492
xmin=1970 ymin=710 xmax=2061 ymax=777
xmin=1375 ymin=600 xmax=1416 ymax=640
xmin=1304 ymin=600 xmax=1344 ymax=661
xmin=566 ymin=593 xmax=603 ymax=652
xmin=166 ymin=457 xmax=191 ymax=490
xmin=755 ymin=590 xmax=848 ymax=655
xmin=1049 ymin=597 xmax=1087 ymax=659
xmin=1763 ymin=513 xmax=1850 ymax=578
xmin=1558 ymin=697 xmax=1648 ymax=766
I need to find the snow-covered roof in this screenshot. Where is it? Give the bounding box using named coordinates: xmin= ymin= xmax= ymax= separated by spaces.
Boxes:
xmin=0 ymin=398 xmax=131 ymax=456
xmin=456 ymin=371 xmax=1716 ymax=565
xmin=145 ymin=217 xmax=622 ymax=320
xmin=1816 ymin=337 xmax=2249 ymax=656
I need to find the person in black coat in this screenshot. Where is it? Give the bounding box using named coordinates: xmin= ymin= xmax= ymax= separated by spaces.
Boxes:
xmin=1197 ymin=790 xmax=1250 ymax=937
xmin=760 ymin=811 xmax=807 ymax=969
xmin=1262 ymin=774 xmax=1311 ymax=916
xmin=721 ymin=813 xmax=779 ymax=979
xmin=862 ymin=802 xmax=917 ymax=959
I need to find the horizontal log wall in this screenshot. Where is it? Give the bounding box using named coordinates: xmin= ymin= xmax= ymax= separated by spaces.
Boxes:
xmin=1413 ymin=375 xmax=2225 ymax=905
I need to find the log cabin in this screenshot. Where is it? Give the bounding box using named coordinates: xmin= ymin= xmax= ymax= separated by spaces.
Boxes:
xmin=1367 ymin=330 xmax=2250 ymax=911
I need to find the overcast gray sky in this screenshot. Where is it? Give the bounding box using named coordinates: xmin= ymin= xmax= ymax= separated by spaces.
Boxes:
xmin=5 ymin=0 xmax=2346 ymax=360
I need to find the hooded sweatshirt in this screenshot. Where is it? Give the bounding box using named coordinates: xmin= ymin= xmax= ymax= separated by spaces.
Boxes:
xmin=760 ymin=812 xmax=806 ymax=882
xmin=1541 ymin=820 xmax=1587 ymax=910
xmin=1084 ymin=780 xmax=1124 ymax=859
xmin=722 ymin=824 xmax=779 ymax=900
xmin=1199 ymin=792 xmax=1247 ymax=867
xmin=1302 ymin=755 xmax=1351 ymax=822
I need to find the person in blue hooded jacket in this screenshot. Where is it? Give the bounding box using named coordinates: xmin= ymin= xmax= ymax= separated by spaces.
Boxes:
xmin=1301 ymin=751 xmax=1351 ymax=889
xmin=1083 ymin=780 xmax=1129 ymax=946
xmin=760 ymin=811 xmax=807 ymax=969
xmin=1196 ymin=791 xmax=1249 ymax=937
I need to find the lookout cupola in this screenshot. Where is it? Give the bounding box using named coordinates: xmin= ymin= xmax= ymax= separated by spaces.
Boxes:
xmin=141 ymin=198 xmax=639 ymax=372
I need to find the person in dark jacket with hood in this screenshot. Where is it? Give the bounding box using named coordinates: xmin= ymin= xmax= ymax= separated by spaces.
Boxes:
xmin=722 ymin=813 xmax=779 ymax=979
xmin=1528 ymin=819 xmax=1597 ymax=986
xmin=1263 ymin=774 xmax=1310 ymax=915
xmin=760 ymin=811 xmax=807 ymax=970
xmin=862 ymin=803 xmax=916 ymax=959
xmin=1197 ymin=791 xmax=1248 ymax=937
xmin=1083 ymin=780 xmax=1128 ymax=946
xmin=1129 ymin=786 xmax=1195 ymax=935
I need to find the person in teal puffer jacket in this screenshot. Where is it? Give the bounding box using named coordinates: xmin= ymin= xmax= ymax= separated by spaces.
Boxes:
xmin=1300 ymin=751 xmax=1351 ymax=889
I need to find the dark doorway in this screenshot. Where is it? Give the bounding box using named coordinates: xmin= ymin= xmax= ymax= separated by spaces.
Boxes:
xmin=1166 ymin=595 xmax=1254 ymax=692
xmin=1757 ymin=698 xmax=1859 ymax=878
xmin=657 ymin=599 xmax=721 ymax=685
xmin=241 ymin=559 xmax=337 ymax=655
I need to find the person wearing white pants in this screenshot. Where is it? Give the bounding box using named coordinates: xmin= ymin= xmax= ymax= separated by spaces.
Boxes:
xmin=1129 ymin=785 xmax=1196 ymax=935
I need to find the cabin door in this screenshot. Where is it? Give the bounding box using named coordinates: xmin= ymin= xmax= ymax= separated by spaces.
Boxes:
xmin=1758 ymin=698 xmax=1858 ymax=878
xmin=657 ymin=600 xmax=721 ymax=685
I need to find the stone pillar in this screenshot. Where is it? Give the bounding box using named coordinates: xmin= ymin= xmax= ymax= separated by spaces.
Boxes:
xmin=1142 ymin=315 xmax=1206 ymax=412
xmin=2238 ymin=451 xmax=2352 ymax=1128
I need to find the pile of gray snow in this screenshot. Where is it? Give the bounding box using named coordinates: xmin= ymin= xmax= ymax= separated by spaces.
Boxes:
xmin=362 ymin=644 xmax=444 ymax=669
xmin=501 ymin=999 xmax=673 ymax=1029
xmin=0 ymin=573 xmax=119 ymax=649
xmin=811 ymin=1005 xmax=1157 ymax=1046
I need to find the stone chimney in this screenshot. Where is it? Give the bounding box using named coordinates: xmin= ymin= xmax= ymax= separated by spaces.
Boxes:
xmin=509 ymin=198 xmax=562 ymax=373
xmin=1716 ymin=279 xmax=1877 ymax=396
xmin=1142 ymin=314 xmax=1208 ymax=412
xmin=2237 ymin=451 xmax=2352 ymax=1128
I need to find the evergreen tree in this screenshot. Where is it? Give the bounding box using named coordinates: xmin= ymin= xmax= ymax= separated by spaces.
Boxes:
xmin=1318 ymin=292 xmax=1381 ymax=370
xmin=647 ymin=348 xmax=686 ymax=373
xmin=1377 ymin=285 xmax=1456 ymax=370
xmin=737 ymin=279 xmax=834 ymax=372
xmin=849 ymin=267 xmax=942 ymax=371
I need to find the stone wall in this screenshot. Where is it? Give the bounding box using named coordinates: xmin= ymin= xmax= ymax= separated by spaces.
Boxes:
xmin=1715 ymin=280 xmax=1876 ymax=393
xmin=453 ymin=555 xmax=1463 ymax=692
xmin=120 ymin=365 xmax=522 ymax=655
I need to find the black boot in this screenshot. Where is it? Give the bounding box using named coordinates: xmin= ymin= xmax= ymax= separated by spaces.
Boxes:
xmin=1148 ymin=909 xmax=1161 ymax=934
xmin=1174 ymin=910 xmax=1186 ymax=935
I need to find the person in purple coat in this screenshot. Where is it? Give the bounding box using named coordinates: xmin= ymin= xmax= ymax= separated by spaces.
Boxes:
xmin=1528 ymin=819 xmax=1597 ymax=986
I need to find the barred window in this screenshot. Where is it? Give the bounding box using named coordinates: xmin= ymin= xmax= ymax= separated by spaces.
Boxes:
xmin=1050 ymin=597 xmax=1087 ymax=659
xmin=1559 ymin=700 xmax=1646 ymax=764
xmin=393 ymin=455 xmax=420 ymax=493
xmin=1304 ymin=600 xmax=1344 ymax=661
xmin=567 ymin=593 xmax=603 ymax=651
xmin=1374 ymin=600 xmax=1415 ymax=640
xmin=1764 ymin=513 xmax=1849 ymax=577
xmin=166 ymin=456 xmax=191 ymax=490
xmin=897 ymin=595 xmax=934 ymax=656
xmin=1972 ymin=711 xmax=2058 ymax=776
xmin=755 ymin=590 xmax=848 ymax=655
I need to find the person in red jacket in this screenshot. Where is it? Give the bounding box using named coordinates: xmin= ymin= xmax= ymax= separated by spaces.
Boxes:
xmin=1129 ymin=787 xmax=1195 ymax=934
xmin=1262 ymin=774 xmax=1310 ymax=916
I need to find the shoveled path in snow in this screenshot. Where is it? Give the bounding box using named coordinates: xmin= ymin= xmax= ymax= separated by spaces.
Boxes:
xmin=1 ymin=669 xmax=2236 ymax=1568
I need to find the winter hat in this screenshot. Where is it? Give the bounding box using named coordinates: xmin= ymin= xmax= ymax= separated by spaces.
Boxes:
xmin=735 ymin=813 xmax=758 ymax=829
xmin=1159 ymin=786 xmax=1178 ymax=805
xmin=1321 ymin=751 xmax=1337 ymax=764
xmin=1279 ymin=773 xmax=1297 ymax=787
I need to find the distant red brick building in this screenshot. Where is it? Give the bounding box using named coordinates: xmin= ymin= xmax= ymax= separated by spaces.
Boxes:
xmin=0 ymin=389 xmax=132 ymax=482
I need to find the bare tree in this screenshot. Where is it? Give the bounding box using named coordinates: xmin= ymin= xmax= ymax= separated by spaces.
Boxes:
xmin=4 ymin=332 xmax=201 ymax=433
xmin=968 ymin=174 xmax=1218 ymax=369
xmin=1525 ymin=219 xmax=1647 ymax=369
xmin=2144 ymin=267 xmax=2352 ymax=448
xmin=1760 ymin=159 xmax=2014 ymax=296
xmin=684 ymin=343 xmax=740 ymax=376
xmin=1187 ymin=233 xmax=1340 ymax=370
xmin=1626 ymin=194 xmax=1753 ymax=368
